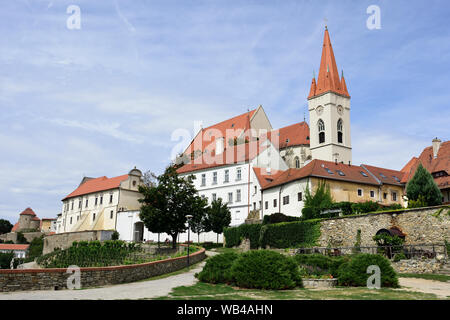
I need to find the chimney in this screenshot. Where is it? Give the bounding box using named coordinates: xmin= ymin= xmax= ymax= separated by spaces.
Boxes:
xmin=432 ymin=138 xmax=441 ymax=159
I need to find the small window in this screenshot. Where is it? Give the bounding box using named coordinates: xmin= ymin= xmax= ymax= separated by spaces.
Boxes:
xmin=383 ymin=193 xmax=387 ymax=200
xmin=318 ymin=119 xmax=325 ymax=144
xmin=254 ymin=186 xmax=257 ymax=194
xmin=85 ymin=199 xmax=89 ymax=208
xmin=337 ymin=119 xmax=343 ymax=143
xmin=283 ymin=196 xmax=289 ymax=205
xmin=132 ymin=180 xmax=137 ymax=187
xmin=70 ymin=217 xmax=72 ymax=224
xmin=201 ymin=174 xmax=206 ymax=186
xmin=228 ymin=192 xmax=233 ymax=203
xmin=78 ymin=200 xmax=82 ymax=209
xmin=295 ymin=156 xmax=300 ymax=169
xmin=370 ymin=190 xmax=375 ymax=198
xmin=109 ymin=194 xmax=113 ymax=203
xmin=273 ymin=199 xmax=277 ymax=207
xmin=100 ymin=195 xmax=103 ymax=205
xmin=379 ymin=173 xmax=387 ymax=179
xmin=110 ymin=211 xmax=114 ymax=219
xmin=360 ymin=171 xmax=368 ymax=177
xmin=212 ymin=172 xmax=217 ymax=184
xmin=93 ymin=213 xmax=96 ymax=221
xmin=324 ymin=167 xmax=334 ymax=175
xmin=392 ymin=192 xmax=397 ymax=201
xmin=265 ymin=201 xmax=268 ymax=210
xmin=224 ymin=170 xmax=229 ymax=183
xmin=392 ymin=176 xmax=400 ymax=183
xmin=236 ymin=168 xmax=242 ymax=181
xmin=212 ymin=193 xmax=217 ymax=202
xmin=236 ymin=190 xmax=241 ymax=202
xmin=71 ymin=202 xmax=74 ymax=210
xmin=357 ymin=189 xmax=363 ymax=197
xmin=336 ymin=170 xmax=345 ymax=176
xmin=298 ymin=192 xmax=303 ymax=201
xmin=95 ymin=196 xmax=98 ymax=206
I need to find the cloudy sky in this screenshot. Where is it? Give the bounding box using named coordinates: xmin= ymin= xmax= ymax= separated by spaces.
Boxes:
xmin=0 ymin=0 xmax=449 ymax=222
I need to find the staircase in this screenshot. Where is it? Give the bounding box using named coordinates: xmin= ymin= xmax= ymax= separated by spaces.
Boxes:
xmin=437 ymin=262 xmax=450 ymax=275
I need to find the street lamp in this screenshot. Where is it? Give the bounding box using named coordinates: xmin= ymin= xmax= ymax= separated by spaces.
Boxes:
xmin=186 ymin=214 xmax=193 ymax=267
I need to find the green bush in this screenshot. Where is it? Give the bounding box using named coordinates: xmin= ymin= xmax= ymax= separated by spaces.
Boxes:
xmin=231 ymin=250 xmax=302 ymax=289
xmin=111 ymin=231 xmax=120 ymax=240
xmin=393 ymin=253 xmax=407 ymax=262
xmin=196 ymin=252 xmax=239 ymax=284
xmin=223 ymin=224 xmax=261 ymax=249
xmin=26 ymin=235 xmax=44 ymax=262
xmin=262 ymin=213 xmax=302 ymax=225
xmin=16 ymin=232 xmax=28 ymax=244
xmin=0 ymin=252 xmax=14 ymax=269
xmin=259 ymin=220 xmax=321 ymax=248
xmin=337 ymin=254 xmax=399 ymax=287
xmin=294 ymin=254 xmax=350 ymax=277
xmin=351 ymin=201 xmax=380 ymax=214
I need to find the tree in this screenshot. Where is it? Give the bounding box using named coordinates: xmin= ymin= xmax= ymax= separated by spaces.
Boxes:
xmin=0 ymin=219 xmax=13 ymax=234
xmin=16 ymin=232 xmax=28 ymax=244
xmin=301 ymin=179 xmax=333 ymax=220
xmin=406 ymin=163 xmax=442 ymax=206
xmin=138 ymin=164 xmax=201 ymax=248
xmin=189 ymin=196 xmax=210 ymax=244
xmin=207 ymin=198 xmax=231 ymax=243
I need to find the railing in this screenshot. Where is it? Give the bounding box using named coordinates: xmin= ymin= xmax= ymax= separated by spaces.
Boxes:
xmin=296 ymin=243 xmax=448 ymax=260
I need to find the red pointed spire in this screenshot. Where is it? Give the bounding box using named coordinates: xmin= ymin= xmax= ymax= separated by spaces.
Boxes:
xmin=308 ymin=27 xmax=350 ymax=99
xmin=340 ymin=70 xmax=349 ymax=96
xmin=308 ymin=77 xmax=317 ymax=98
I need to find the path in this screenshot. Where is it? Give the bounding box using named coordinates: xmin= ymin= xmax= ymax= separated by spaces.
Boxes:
xmin=0 ymin=252 xmax=216 ymax=300
xmin=398 ymin=277 xmax=450 ymax=299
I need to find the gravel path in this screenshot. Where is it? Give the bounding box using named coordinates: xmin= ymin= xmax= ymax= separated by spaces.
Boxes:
xmin=0 ymin=253 xmax=215 ymax=300
xmin=399 ymin=277 xmax=450 ymax=299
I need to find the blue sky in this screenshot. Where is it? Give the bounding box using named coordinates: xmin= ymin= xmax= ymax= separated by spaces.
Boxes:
xmin=0 ymin=0 xmax=449 ymax=223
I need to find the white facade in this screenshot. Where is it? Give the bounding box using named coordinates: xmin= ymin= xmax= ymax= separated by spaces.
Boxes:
xmin=308 ymin=92 xmax=352 ymax=164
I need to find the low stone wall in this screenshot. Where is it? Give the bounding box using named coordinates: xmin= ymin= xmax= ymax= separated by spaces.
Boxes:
xmin=391 ymin=258 xmax=445 ymax=274
xmin=0 ymin=247 xmax=205 ymax=292
xmin=318 ymin=205 xmax=450 ymax=247
xmin=43 ymin=230 xmax=114 ymax=255
xmin=303 ymin=279 xmax=337 ymax=288
xmin=0 ymin=232 xmax=44 ymax=243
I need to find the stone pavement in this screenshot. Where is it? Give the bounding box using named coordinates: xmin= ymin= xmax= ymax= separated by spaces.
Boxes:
xmin=398 ymin=277 xmax=450 ymax=299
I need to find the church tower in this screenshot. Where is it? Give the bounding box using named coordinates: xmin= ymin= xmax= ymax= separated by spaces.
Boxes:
xmin=308 ymin=27 xmax=352 ymax=164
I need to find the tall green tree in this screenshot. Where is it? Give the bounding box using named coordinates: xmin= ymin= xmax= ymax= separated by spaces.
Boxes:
xmin=0 ymin=219 xmax=13 ymax=234
xmin=138 ymin=165 xmax=202 ymax=248
xmin=189 ymin=196 xmax=210 ymax=244
xmin=406 ymin=164 xmax=442 ymax=206
xmin=207 ymin=198 xmax=231 ymax=243
xmin=301 ymin=179 xmax=333 ymax=220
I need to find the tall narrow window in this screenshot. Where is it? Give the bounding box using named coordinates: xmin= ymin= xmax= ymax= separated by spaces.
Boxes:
xmin=224 ymin=170 xmax=229 ymax=183
xmin=201 ymin=174 xmax=206 ymax=186
xmin=318 ymin=119 xmax=325 ymax=144
xmin=337 ymin=119 xmax=343 ymax=143
xmin=294 ymin=156 xmax=300 ymax=169
xmin=236 ymin=189 xmax=241 ymax=202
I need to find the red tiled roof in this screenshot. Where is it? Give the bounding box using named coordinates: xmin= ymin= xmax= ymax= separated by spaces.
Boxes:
xmin=263 ymin=159 xmax=381 ymax=190
xmin=253 ymin=167 xmax=286 ymax=189
xmin=183 ymin=109 xmax=256 ymax=157
xmin=308 ymin=27 xmax=350 ymax=99
xmin=11 ymin=222 xmax=19 ymax=232
xmin=63 ymin=174 xmax=129 ymax=200
xmin=41 ymin=218 xmax=56 ymax=221
xmin=361 ymin=164 xmax=405 ymax=186
xmin=401 ymin=140 xmax=450 ymax=187
xmin=177 ymin=139 xmax=268 ymax=174
xmin=19 ymin=208 xmax=36 ymax=216
xmin=268 ymin=122 xmax=310 ymax=149
xmin=31 ymin=217 xmax=40 ymax=221
xmin=0 ymin=244 xmax=29 ymax=251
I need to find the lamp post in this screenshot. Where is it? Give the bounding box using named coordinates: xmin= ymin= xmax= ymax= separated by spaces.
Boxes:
xmin=186 ymin=214 xmax=193 ymax=267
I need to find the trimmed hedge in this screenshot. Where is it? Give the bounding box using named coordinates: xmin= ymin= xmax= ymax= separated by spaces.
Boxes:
xmin=259 ymin=220 xmax=321 ymax=249
xmin=196 ymin=252 xmax=239 ymax=284
xmin=223 ymin=224 xmax=262 ymax=249
xmin=262 ymin=212 xmax=302 ymax=225
xmin=231 ymin=250 xmax=302 ymax=290
xmin=337 ymin=254 xmax=399 ymax=287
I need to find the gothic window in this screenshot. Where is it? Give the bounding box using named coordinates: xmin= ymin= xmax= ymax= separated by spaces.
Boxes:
xmin=294 ymin=156 xmax=300 ymax=169
xmin=318 ymin=119 xmax=325 ymax=144
xmin=337 ymin=119 xmax=343 ymax=143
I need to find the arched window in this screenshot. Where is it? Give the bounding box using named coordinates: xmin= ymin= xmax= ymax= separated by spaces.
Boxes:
xmin=318 ymin=119 xmax=325 ymax=144
xmin=294 ymin=156 xmax=300 ymax=169
xmin=337 ymin=119 xmax=343 ymax=143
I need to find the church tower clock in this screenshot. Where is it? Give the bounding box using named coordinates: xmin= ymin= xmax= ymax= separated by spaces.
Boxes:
xmin=308 ymin=26 xmax=352 ymax=164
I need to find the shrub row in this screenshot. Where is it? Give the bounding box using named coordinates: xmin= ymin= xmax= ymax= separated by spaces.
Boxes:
xmin=197 ymin=250 xmax=302 ymax=290
xmin=259 ymin=220 xmax=321 ymax=248
xmin=294 ymin=254 xmax=350 ymax=278
xmin=223 ymin=224 xmax=262 ymax=249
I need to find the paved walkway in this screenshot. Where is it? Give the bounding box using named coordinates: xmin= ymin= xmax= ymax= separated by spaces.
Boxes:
xmin=398 ymin=277 xmax=450 ymax=299
xmin=0 ymin=253 xmax=215 ymax=300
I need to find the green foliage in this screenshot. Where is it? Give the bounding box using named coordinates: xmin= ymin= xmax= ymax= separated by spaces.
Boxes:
xmin=445 ymin=240 xmax=450 ymax=256
xmin=231 ymin=250 xmax=302 ymax=290
xmin=27 ymin=235 xmax=44 ymax=261
xmin=294 ymin=254 xmax=350 ymax=278
xmin=302 ymin=180 xmax=333 ymax=220
xmin=37 ymin=240 xmax=142 ymax=268
xmin=351 ymin=201 xmax=380 ymax=214
xmin=262 ymin=212 xmax=302 ymax=225
xmin=139 ymin=164 xmax=203 ymax=248
xmin=259 ymin=220 xmax=321 ymax=249
xmin=207 ymin=198 xmax=231 ymax=243
xmin=189 ymin=196 xmax=210 ymax=242
xmin=196 ymin=252 xmax=239 ymax=284
xmin=337 ymin=254 xmax=399 ymax=287
xmin=0 ymin=219 xmax=13 ymax=234
xmin=330 ymin=202 xmax=353 ymax=216
xmin=406 ymin=163 xmax=442 ymax=206
xmin=353 ymin=229 xmax=362 ymax=254
xmin=16 ymin=232 xmax=28 ymax=244
xmin=408 ymin=195 xmax=427 ymax=208
xmin=223 ymin=224 xmax=262 ymax=249
xmin=393 ymin=253 xmax=407 ymax=262
xmin=111 ymin=231 xmax=120 ymax=240
xmin=0 ymin=251 xmax=14 ymax=269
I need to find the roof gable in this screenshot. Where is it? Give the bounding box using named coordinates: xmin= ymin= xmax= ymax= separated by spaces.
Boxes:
xmin=63 ymin=174 xmax=129 ymax=200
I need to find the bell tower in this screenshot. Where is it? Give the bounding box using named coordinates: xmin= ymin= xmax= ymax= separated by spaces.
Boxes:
xmin=308 ymin=26 xmax=352 ymax=164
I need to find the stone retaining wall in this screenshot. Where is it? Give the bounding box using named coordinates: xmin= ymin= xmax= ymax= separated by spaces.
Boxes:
xmin=303 ymin=279 xmax=337 ymax=288
xmin=391 ymin=258 xmax=445 ymax=274
xmin=318 ymin=205 xmax=450 ymax=247
xmin=0 ymin=247 xmax=205 ymax=292
xmin=43 ymin=230 xmax=114 ymax=255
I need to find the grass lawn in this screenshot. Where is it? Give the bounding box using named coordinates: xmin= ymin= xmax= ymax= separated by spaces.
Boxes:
xmin=399 ymin=273 xmax=450 ymax=283
xmin=153 ymin=282 xmax=441 ymax=300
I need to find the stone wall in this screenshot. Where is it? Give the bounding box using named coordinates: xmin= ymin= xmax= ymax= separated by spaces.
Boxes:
xmin=43 ymin=230 xmax=114 ymax=255
xmin=391 ymin=258 xmax=445 ymax=274
xmin=0 ymin=232 xmax=43 ymax=243
xmin=318 ymin=205 xmax=450 ymax=247
xmin=0 ymin=247 xmax=205 ymax=292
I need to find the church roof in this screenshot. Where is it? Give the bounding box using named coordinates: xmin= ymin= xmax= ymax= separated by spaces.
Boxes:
xmin=268 ymin=122 xmax=310 ymax=149
xmin=62 ymin=174 xmax=129 ymax=200
xmin=308 ymin=27 xmax=350 ymax=99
